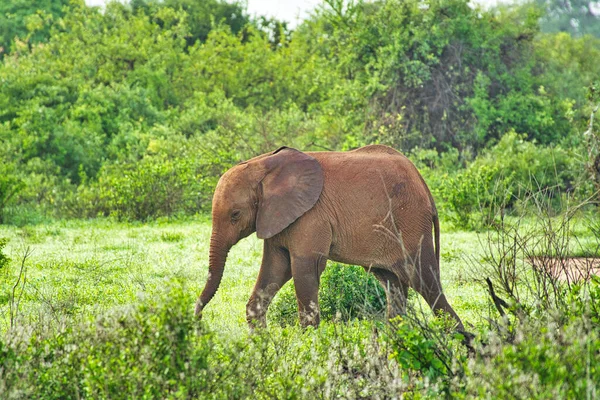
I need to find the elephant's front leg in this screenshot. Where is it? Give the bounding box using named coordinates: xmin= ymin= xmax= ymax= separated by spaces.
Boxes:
xmin=290 ymin=252 xmax=328 ymax=327
xmin=246 ymin=242 xmax=291 ymax=329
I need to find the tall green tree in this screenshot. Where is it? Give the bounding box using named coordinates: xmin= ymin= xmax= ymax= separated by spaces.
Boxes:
xmin=310 ymin=0 xmax=571 ymax=150
xmin=0 ymin=0 xmax=69 ymax=58
xmin=131 ymin=0 xmax=249 ymax=46
xmin=0 ymin=1 xmax=190 ymax=182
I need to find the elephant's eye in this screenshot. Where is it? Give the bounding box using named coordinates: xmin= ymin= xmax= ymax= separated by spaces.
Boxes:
xmin=231 ymin=210 xmax=241 ymax=223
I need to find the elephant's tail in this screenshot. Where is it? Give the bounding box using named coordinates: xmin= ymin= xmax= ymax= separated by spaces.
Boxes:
xmin=433 ymin=206 xmax=440 ymax=266
xmin=426 ymin=188 xmax=441 ymax=266
xmin=413 ymin=165 xmax=440 ymax=265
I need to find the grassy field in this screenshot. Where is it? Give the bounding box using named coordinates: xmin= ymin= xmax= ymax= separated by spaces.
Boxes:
xmin=1 ymin=216 xmax=598 ymax=398
xmin=0 ymin=218 xmax=492 ymax=336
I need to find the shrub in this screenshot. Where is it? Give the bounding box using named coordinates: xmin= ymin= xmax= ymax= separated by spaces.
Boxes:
xmin=0 ymin=284 xmax=407 ymax=399
xmin=385 ymin=315 xmax=468 ymax=395
xmin=0 ymin=285 xmax=213 ymax=398
xmin=439 ymin=131 xmax=582 ymax=229
xmin=0 ymin=239 xmax=8 ymax=270
xmin=0 ymin=166 xmax=24 ymax=224
xmin=465 ymin=311 xmax=600 ymax=398
xmin=461 ymin=190 xmax=600 ymax=397
xmin=440 ymin=164 xmax=513 ymax=230
xmin=475 ymin=131 xmax=579 ymax=198
xmin=62 ymin=149 xmax=218 ymax=221
xmin=269 ymin=263 xmax=386 ymax=326
xmin=93 ymin=156 xmax=210 ymax=221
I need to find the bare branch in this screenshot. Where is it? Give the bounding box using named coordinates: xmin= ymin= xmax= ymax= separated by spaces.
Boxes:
xmin=10 ymin=246 xmax=32 ymax=329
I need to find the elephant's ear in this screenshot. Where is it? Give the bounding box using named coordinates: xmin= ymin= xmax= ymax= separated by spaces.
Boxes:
xmin=256 ymin=148 xmax=324 ymax=239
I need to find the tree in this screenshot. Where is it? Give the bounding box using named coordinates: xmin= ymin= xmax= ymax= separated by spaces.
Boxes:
xmin=0 ymin=0 xmax=69 ymax=58
xmin=312 ymin=0 xmax=570 ymax=150
xmin=131 ymin=0 xmax=250 ymax=47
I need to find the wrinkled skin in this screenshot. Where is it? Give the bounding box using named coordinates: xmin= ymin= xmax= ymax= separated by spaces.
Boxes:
xmin=196 ymin=145 xmax=464 ymax=331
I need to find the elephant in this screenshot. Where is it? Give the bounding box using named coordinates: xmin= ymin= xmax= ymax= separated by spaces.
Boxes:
xmin=195 ymin=144 xmax=464 ymax=331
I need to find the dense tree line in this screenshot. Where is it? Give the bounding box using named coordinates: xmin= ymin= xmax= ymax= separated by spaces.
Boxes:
xmin=0 ymin=0 xmax=598 ymax=223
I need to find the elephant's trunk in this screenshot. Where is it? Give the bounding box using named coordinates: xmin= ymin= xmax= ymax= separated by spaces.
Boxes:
xmin=195 ymin=233 xmax=231 ymax=318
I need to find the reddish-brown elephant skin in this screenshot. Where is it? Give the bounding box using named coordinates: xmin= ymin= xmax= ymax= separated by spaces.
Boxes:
xmin=196 ymin=145 xmax=464 ymax=331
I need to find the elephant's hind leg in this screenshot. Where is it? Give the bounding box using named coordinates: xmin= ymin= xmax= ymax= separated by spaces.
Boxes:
xmin=410 ymin=247 xmax=464 ymax=331
xmin=246 ymin=242 xmax=292 ymax=329
xmin=369 ymin=267 xmax=408 ymax=319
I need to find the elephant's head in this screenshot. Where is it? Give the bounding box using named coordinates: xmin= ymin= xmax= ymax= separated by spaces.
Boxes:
xmin=195 ymin=147 xmax=324 ymax=318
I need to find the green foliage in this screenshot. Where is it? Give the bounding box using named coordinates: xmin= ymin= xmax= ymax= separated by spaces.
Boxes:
xmin=0 ymin=165 xmax=25 ymax=224
xmin=0 ymin=0 xmax=597 ymax=222
xmin=439 ymin=131 xmax=581 ymax=229
xmin=0 ymin=219 xmax=598 ymax=398
xmin=567 ymin=276 xmax=600 ymax=325
xmin=0 ymin=1 xmax=189 ymax=185
xmin=0 ymin=285 xmax=214 ymax=398
xmin=535 ymin=33 xmax=600 ymax=130
xmin=315 ymin=0 xmax=574 ymax=149
xmin=386 ymin=316 xmax=467 ymax=393
xmin=160 ymin=231 xmax=185 ymax=242
xmin=2 ymin=277 xmax=598 ymax=398
xmin=440 ymin=164 xmax=513 ymax=230
xmin=0 ymin=1 xmax=340 ymax=222
xmin=466 ymin=314 xmax=600 ymax=398
xmin=390 ymin=320 xmax=448 ymax=377
xmin=475 ymin=131 xmax=580 ymax=196
xmin=0 ymin=0 xmax=69 ymax=58
xmin=131 ymin=0 xmax=250 ymax=47
xmin=0 ymin=238 xmax=9 ymax=272
xmin=69 ymin=153 xmax=212 ymax=221
xmin=269 ymin=263 xmax=386 ymax=325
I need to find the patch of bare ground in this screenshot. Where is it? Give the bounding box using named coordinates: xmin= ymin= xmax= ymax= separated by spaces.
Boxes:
xmin=528 ymin=257 xmax=600 ymax=283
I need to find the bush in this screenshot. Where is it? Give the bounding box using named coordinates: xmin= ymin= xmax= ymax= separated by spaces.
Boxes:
xmin=386 ymin=315 xmax=468 ymax=395
xmin=0 ymin=285 xmax=213 ymax=398
xmin=59 ymin=131 xmax=226 ymax=221
xmin=269 ymin=263 xmax=386 ymax=326
xmin=459 ymin=190 xmax=600 ymax=397
xmin=439 ymin=131 xmax=582 ymax=230
xmin=0 ymin=166 xmax=24 ymax=224
xmin=466 ymin=309 xmax=600 ymax=398
xmin=0 ymin=236 xmax=10 ymax=274
xmin=0 ymin=284 xmax=407 ymax=399
xmin=474 ymin=131 xmax=580 ymax=198
xmin=75 ymin=155 xmax=212 ymax=221
xmin=0 ymin=0 xmax=596 ymax=222
xmin=472 ymin=191 xmax=600 ymax=319
xmin=440 ymin=163 xmax=514 ymax=230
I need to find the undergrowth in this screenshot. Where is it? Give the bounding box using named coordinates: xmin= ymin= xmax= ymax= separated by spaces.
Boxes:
xmin=0 ymin=196 xmax=598 ymax=398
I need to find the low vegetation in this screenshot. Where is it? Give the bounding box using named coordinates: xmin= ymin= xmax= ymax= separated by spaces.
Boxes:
xmin=0 ymin=196 xmax=598 ymax=397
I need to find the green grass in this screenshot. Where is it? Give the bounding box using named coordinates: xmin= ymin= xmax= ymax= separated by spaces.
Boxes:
xmin=0 ymin=218 xmax=491 ymax=335
xmin=1 ymin=216 xmax=599 ymax=398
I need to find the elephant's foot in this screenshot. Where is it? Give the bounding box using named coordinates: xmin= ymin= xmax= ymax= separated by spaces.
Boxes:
xmin=298 ymin=303 xmax=320 ymax=327
xmin=246 ymin=298 xmax=269 ymax=330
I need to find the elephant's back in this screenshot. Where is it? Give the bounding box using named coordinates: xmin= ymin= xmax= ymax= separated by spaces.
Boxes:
xmin=349 ymin=144 xmax=400 ymax=155
xmin=308 ymin=145 xmax=434 ymax=221
xmin=307 ymin=146 xmax=423 ymax=187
